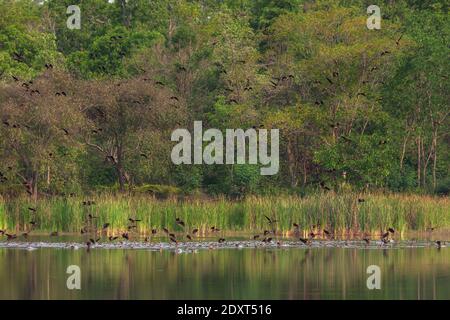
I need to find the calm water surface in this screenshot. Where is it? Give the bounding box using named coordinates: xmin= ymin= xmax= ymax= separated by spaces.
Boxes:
xmin=0 ymin=243 xmax=448 ymax=299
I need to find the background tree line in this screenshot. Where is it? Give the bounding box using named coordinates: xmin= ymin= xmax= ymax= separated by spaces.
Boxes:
xmin=0 ymin=0 xmax=448 ymax=198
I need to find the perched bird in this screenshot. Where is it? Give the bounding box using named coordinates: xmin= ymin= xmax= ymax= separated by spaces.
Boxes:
xmin=122 ymin=232 xmax=129 ymax=240
xmin=435 ymin=241 xmax=445 ymax=249
xmin=151 ymin=229 xmax=157 ymax=234
xmin=388 ymin=228 xmax=395 ymax=234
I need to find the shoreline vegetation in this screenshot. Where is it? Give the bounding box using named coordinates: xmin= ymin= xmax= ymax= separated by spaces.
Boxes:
xmin=0 ymin=193 xmax=448 ymax=236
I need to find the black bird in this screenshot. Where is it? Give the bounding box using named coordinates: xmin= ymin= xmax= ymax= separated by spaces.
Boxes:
xmin=169 ymin=236 xmax=177 ymax=244
xmin=45 ymin=63 xmax=53 ymax=69
xmin=211 ymin=226 xmax=220 ymax=232
xmin=151 ymin=229 xmax=157 ymax=234
xmin=435 ymin=241 xmax=443 ymax=249
xmin=323 ymin=229 xmax=331 ymax=236
xmin=218 ymin=238 xmax=226 ymax=243
xmin=163 ymin=228 xmax=169 ymax=234
xmin=6 ymin=233 xmax=17 ymax=240
xmin=299 ymin=238 xmax=311 ymax=245
xmin=61 ymin=128 xmax=69 ymax=135
xmin=169 ymin=233 xmax=176 ymax=238
xmin=264 ymin=215 xmax=277 ymax=225
xmin=109 ymin=236 xmax=118 ymax=241
xmin=129 ymin=218 xmax=141 ymax=223
xmin=186 ymin=234 xmax=192 ymax=240
xmin=358 ymin=198 xmax=365 ymax=203
xmin=122 ymin=232 xmax=129 ymax=240
xmin=89 ymin=238 xmax=100 ymax=244
xmin=192 ymin=228 xmax=198 ymax=235
xmin=309 ymin=232 xmax=316 ymax=239
xmin=28 ymin=207 xmax=37 ymax=212
xmin=381 ymin=232 xmax=389 ymax=239
xmin=175 ymin=218 xmax=185 ymax=227
xmin=388 ymin=228 xmax=395 ymax=234
xmin=253 ymin=235 xmax=260 ymax=240
xmin=293 ymin=223 xmax=299 ymax=229
xmin=320 ymin=181 xmax=331 ymax=191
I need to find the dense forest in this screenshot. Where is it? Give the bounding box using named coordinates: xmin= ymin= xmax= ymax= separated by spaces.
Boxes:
xmin=0 ymin=0 xmax=448 ymax=199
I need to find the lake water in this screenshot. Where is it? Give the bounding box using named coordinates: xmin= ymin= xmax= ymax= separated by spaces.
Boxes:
xmin=0 ymin=241 xmax=448 ymax=299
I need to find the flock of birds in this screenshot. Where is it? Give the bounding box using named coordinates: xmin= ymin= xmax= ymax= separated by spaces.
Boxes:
xmin=0 ymin=203 xmax=446 ymax=250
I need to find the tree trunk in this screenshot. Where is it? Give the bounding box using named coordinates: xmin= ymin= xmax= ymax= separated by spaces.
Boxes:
xmin=417 ymin=136 xmax=421 ymax=188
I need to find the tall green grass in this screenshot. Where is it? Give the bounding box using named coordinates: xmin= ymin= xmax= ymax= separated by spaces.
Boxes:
xmin=0 ymin=193 xmax=448 ymax=235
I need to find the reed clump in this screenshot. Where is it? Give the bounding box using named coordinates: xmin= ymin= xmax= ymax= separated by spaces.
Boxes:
xmin=0 ymin=193 xmax=448 ymax=235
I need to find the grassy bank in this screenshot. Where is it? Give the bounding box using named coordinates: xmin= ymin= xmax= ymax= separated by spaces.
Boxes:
xmin=0 ymin=193 xmax=448 ymax=236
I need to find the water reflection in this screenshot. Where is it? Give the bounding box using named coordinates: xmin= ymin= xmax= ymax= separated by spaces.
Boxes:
xmin=0 ymin=247 xmax=448 ymax=299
